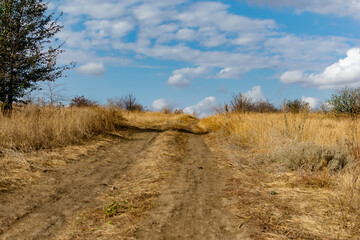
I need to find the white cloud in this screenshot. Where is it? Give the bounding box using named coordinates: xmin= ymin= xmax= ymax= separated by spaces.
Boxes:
xmin=85 ymin=20 xmax=134 ymax=39
xmin=244 ymin=85 xmax=266 ymax=102
xmin=217 ymin=67 xmax=237 ymax=78
xmin=302 ymin=96 xmax=320 ymax=109
xmin=168 ymin=66 xmax=210 ymax=87
xmin=59 ymin=0 xmax=135 ymax=19
xmin=77 ymin=62 xmax=106 ymax=76
xmin=183 ymin=96 xmax=217 ymax=118
xmin=280 ymin=48 xmax=360 ymax=89
xmin=280 ymin=71 xmax=304 ymax=84
xmin=151 ymin=98 xmax=174 ymax=111
xmin=248 ymin=0 xmax=360 ymax=19
xmin=58 ymin=0 xmax=355 ymax=83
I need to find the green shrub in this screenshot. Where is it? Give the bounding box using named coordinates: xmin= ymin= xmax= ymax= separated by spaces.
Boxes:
xmin=327 ymin=87 xmax=360 ymax=118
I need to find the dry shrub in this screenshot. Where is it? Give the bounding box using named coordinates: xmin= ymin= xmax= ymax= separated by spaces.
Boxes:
xmin=293 ymin=170 xmax=332 ymax=188
xmin=173 ymin=109 xmax=183 ymax=115
xmin=70 ymin=95 xmax=97 ymax=107
xmin=333 ymin=167 xmax=360 ymax=233
xmin=270 ymin=142 xmax=350 ymax=172
xmin=161 ymin=106 xmax=172 ymax=114
xmin=336 ymin=167 xmax=360 ymax=211
xmin=0 ymin=105 xmax=123 ymax=151
xmin=200 ymin=112 xmax=360 ymax=190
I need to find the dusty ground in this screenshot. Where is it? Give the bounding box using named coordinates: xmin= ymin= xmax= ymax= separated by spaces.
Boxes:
xmin=0 ymin=126 xmax=359 ymax=239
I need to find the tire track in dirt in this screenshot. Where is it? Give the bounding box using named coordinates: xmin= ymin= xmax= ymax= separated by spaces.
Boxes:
xmin=0 ymin=130 xmax=159 ymax=240
xmin=134 ymin=133 xmax=242 ymax=240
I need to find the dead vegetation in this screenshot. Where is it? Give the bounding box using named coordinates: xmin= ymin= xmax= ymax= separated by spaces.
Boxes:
xmin=200 ymin=112 xmax=360 ymax=238
xmin=0 ymin=105 xmax=203 ymax=192
xmin=2 ymin=103 xmax=360 ymax=238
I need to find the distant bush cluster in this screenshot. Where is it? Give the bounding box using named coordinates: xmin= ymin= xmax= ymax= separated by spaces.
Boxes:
xmin=70 ymin=96 xmax=97 ymax=107
xmin=221 ymin=93 xmax=279 ymax=113
xmin=220 ymin=87 xmax=360 ymax=116
xmin=283 ymin=99 xmax=310 ymax=113
xmin=68 ymin=94 xmax=145 ymax=112
xmin=107 ymin=94 xmax=144 ymax=112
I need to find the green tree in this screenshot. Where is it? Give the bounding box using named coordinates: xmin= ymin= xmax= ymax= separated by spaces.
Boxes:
xmin=0 ymin=0 xmax=72 ymax=113
xmin=327 ymin=87 xmax=360 ymax=118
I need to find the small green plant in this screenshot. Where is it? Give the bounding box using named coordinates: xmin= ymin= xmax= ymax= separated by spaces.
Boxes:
xmin=105 ymin=200 xmax=130 ymax=217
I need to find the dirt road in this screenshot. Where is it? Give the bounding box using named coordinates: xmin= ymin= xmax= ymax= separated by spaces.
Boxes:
xmin=0 ymin=129 xmax=243 ymax=240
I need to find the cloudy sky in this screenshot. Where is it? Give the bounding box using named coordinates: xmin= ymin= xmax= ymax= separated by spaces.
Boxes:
xmin=49 ymin=0 xmax=360 ymax=116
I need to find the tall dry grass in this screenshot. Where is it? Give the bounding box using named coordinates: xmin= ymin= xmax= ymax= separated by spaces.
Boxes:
xmin=200 ymin=112 xmax=359 ymax=154
xmin=0 ymin=105 xmax=202 ymax=152
xmin=0 ymin=105 xmax=124 ymax=152
xmin=200 ymin=111 xmax=360 ymax=231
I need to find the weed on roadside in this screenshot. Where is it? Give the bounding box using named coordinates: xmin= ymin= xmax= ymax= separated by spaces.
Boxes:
xmin=105 ymin=200 xmax=132 ymax=217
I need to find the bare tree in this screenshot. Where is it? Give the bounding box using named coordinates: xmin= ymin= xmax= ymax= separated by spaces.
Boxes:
xmin=41 ymin=82 xmax=68 ymax=106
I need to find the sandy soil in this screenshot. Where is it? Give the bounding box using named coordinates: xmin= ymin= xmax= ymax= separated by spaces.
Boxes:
xmin=1 ymin=127 xmax=358 ymax=239
xmin=0 ymin=128 xmax=243 ymax=240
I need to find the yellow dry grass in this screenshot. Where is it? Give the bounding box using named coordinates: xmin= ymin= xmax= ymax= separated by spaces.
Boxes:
xmin=0 ymin=106 xmax=202 ymax=191
xmin=0 ymin=105 xmax=124 ymax=152
xmin=200 ymin=112 xmax=360 ymax=154
xmin=201 ymin=112 xmax=360 ymax=237
xmin=121 ymin=111 xmax=206 ymax=133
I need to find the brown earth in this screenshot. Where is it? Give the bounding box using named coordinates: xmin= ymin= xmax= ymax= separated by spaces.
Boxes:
xmin=0 ymin=128 xmax=243 ymax=240
xmin=0 ymin=127 xmax=358 ymax=239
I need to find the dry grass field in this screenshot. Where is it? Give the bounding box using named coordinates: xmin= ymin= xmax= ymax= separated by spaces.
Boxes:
xmin=200 ymin=112 xmax=360 ymax=238
xmin=1 ymin=106 xmax=360 ymax=239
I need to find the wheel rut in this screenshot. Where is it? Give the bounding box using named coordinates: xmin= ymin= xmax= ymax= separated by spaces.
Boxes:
xmin=0 ymin=131 xmax=159 ymax=240
xmin=134 ymin=133 xmax=241 ymax=240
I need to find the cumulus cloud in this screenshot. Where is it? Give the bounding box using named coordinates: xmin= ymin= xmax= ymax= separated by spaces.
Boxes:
xmin=280 ymin=48 xmax=360 ymax=89
xmin=248 ymin=0 xmax=360 ymax=19
xmin=168 ymin=66 xmax=210 ymax=87
xmin=84 ymin=20 xmax=134 ymax=39
xmin=57 ymin=0 xmax=355 ymax=83
xmin=77 ymin=62 xmax=106 ymax=76
xmin=183 ymin=96 xmax=217 ymax=118
xmin=151 ymin=98 xmax=174 ymax=111
xmin=244 ymin=86 xmax=266 ymax=102
xmin=302 ymin=96 xmax=320 ymax=109
xmin=280 ymin=71 xmax=304 ymax=84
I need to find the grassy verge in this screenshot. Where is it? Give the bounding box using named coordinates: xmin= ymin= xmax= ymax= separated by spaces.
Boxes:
xmin=0 ymin=105 xmax=124 ymax=152
xmin=200 ymin=112 xmax=360 ymax=237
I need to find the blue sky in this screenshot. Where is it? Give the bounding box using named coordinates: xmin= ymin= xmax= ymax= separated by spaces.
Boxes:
xmin=45 ymin=0 xmax=360 ymax=116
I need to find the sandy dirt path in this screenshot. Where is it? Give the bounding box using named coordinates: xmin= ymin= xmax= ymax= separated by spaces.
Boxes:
xmin=134 ymin=133 xmax=241 ymax=240
xmin=0 ymin=129 xmax=245 ymax=240
xmin=0 ymin=130 xmax=160 ymax=240
xmin=2 ymin=121 xmax=358 ymax=239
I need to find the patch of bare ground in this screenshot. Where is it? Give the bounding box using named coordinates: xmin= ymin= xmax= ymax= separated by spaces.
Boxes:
xmin=204 ymin=133 xmax=360 ymax=239
xmin=55 ymin=130 xmax=243 ymax=239
xmin=57 ymin=130 xmax=186 ymax=239
xmin=0 ymin=129 xmax=160 ymax=240
xmin=133 ymin=133 xmax=241 ymax=240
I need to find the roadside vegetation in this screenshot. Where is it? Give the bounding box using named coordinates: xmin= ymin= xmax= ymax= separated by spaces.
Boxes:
xmin=198 ymin=87 xmax=360 ymax=237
